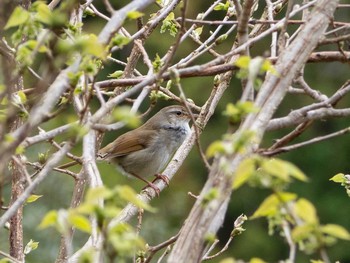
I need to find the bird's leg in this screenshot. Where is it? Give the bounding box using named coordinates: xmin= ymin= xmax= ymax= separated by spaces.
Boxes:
xmin=131 ymin=173 xmax=161 ymax=196
xmin=152 ymin=174 xmax=170 ymax=186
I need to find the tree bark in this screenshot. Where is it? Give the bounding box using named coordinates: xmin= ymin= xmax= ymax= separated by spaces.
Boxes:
xmin=167 ymin=0 xmax=339 ymax=262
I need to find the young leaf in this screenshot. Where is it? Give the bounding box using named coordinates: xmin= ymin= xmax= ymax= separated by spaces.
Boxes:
xmin=321 ymin=224 xmax=350 ymax=240
xmin=251 ymin=192 xmax=297 ymax=219
xmin=116 ymin=185 xmax=155 ymax=212
xmin=233 ymin=158 xmax=256 ymax=189
xmin=206 ymin=140 xmax=226 ymax=158
xmin=261 ymin=159 xmax=289 ymax=182
xmin=68 ymin=214 xmax=91 ymax=233
xmin=4 ymin=6 xmax=30 ymax=29
xmin=284 ymin=161 xmax=308 ymax=182
xmin=24 ymin=239 xmax=39 ymax=255
xmin=330 ymin=173 xmax=345 ymax=183
xmin=292 ymin=224 xmax=315 ymax=242
xmin=127 ymin=10 xmax=144 ymax=19
xmin=294 ymin=198 xmax=318 ymax=224
xmin=38 ymin=210 xmax=58 ymax=229
xmin=26 ymin=194 xmax=43 ymax=203
xmin=108 ymin=70 xmax=123 ymax=78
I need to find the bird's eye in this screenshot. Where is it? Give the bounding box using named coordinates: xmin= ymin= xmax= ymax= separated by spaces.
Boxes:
xmin=175 ymin=111 xmax=182 ymax=116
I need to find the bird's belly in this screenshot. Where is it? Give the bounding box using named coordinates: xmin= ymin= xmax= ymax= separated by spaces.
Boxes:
xmin=118 ymin=148 xmax=171 ymax=178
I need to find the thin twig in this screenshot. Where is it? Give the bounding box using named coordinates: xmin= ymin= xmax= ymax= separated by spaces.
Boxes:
xmin=262 ymin=126 xmax=350 ymax=156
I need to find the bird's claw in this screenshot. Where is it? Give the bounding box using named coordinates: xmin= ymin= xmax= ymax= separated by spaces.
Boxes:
xmin=153 ymin=173 xmax=170 ymax=186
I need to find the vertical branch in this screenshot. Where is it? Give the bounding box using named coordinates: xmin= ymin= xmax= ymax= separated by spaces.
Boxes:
xmin=9 ymin=105 xmax=25 ymax=263
xmin=237 ymin=0 xmax=256 ymax=102
xmin=167 ymin=1 xmax=339 ymax=262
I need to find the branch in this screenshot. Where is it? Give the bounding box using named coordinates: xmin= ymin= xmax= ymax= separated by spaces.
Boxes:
xmin=262 ymin=126 xmax=350 ymax=156
xmin=167 ymin=1 xmax=339 ymax=261
xmin=0 ymin=142 xmax=73 ymax=228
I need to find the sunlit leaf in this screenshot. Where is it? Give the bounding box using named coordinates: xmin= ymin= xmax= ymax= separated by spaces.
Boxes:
xmin=112 ymin=106 xmax=141 ymax=128
xmin=116 ymin=185 xmax=155 ymax=212
xmin=24 ymin=239 xmax=39 ymax=255
xmin=330 ymin=173 xmax=345 ymax=183
xmin=321 ymin=224 xmax=350 ymax=240
xmin=219 ymin=258 xmax=236 ymax=263
xmin=17 ymin=90 xmax=27 ymax=104
xmin=233 ymin=158 xmax=256 ymax=189
xmin=235 ymin=56 xmax=251 ymax=69
xmin=294 ymin=198 xmax=318 ymax=224
xmin=108 ymin=70 xmax=123 ymax=78
xmin=85 ymin=186 xmax=113 ymax=203
xmin=68 ymin=213 xmax=91 ymax=233
xmin=261 ymin=159 xmax=289 ymax=182
xmin=292 ymin=224 xmax=315 ymax=242
xmin=4 ymin=6 xmax=30 ymax=29
xmin=26 ymin=194 xmax=43 ymax=203
xmin=251 ymin=194 xmax=279 ymax=219
xmin=35 ymin=2 xmax=52 ymax=24
xmin=127 ymin=10 xmax=144 ymax=19
xmin=284 ymin=161 xmax=308 ymax=182
xmin=206 ymin=140 xmax=226 ymax=158
xmin=250 ymin=258 xmax=267 ymax=263
xmin=38 ymin=210 xmax=57 ymax=229
xmin=251 ymin=192 xmax=297 ymax=219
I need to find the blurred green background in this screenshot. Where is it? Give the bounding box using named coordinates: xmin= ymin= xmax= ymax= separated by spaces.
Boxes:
xmin=1 ymin=0 xmax=350 ymax=262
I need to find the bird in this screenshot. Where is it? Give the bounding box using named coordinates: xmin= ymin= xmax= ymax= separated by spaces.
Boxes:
xmin=97 ymin=105 xmax=194 ymax=195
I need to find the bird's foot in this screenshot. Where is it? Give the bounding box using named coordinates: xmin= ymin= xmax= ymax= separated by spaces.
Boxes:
xmin=142 ymin=182 xmax=161 ymax=197
xmin=153 ymin=173 xmax=170 ymax=186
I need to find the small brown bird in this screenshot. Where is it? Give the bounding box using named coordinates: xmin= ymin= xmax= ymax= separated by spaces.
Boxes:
xmin=98 ymin=105 xmax=193 ymax=194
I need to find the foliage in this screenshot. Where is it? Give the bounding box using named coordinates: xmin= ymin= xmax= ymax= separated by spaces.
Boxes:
xmin=0 ymin=1 xmax=349 ymax=263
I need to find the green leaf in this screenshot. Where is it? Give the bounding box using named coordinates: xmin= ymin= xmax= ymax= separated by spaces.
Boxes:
xmin=294 ymin=198 xmax=318 ymax=224
xmin=160 ymin=12 xmax=177 ymax=37
xmin=38 ymin=210 xmax=57 ymax=229
xmin=202 ymin=188 xmax=219 ymax=206
xmin=292 ymin=224 xmax=315 ymax=242
xmin=68 ymin=214 xmax=91 ymax=233
xmin=261 ymin=159 xmax=289 ymax=182
xmin=235 ymin=56 xmax=251 ymax=69
xmin=112 ymin=106 xmax=141 ymax=128
xmin=111 ymin=34 xmax=130 ymax=47
xmin=261 ymin=59 xmax=278 ymax=75
xmin=85 ymin=186 xmax=113 ymax=203
xmin=35 ymin=2 xmax=52 ymax=24
xmin=192 ymin=26 xmax=203 ymax=40
xmin=15 ymin=145 xmax=25 ymax=154
xmin=233 ymin=158 xmax=256 ymax=189
xmin=251 ymin=192 xmax=297 ymax=219
xmin=4 ymin=6 xmax=30 ymax=29
xmin=206 ymin=140 xmax=226 ymax=158
xmin=76 ymin=34 xmax=105 ymax=58
xmin=330 ymin=173 xmax=345 ymax=183
xmin=116 ymin=185 xmax=155 ymax=212
xmin=321 ymin=224 xmax=350 ymax=240
xmin=127 ymin=10 xmax=144 ymax=19
xmin=24 ymin=239 xmax=39 ymax=255
xmin=108 ymin=70 xmax=123 ymax=78
xmin=152 ymin=53 xmax=163 ymax=72
xmin=17 ymin=90 xmax=27 ymax=104
xmin=251 ymin=194 xmax=279 ymax=219
xmin=214 ymin=2 xmax=230 ymax=11
xmin=215 ymin=34 xmax=228 ymax=45
xmin=219 ymin=258 xmax=236 ymax=263
xmin=250 ymin=258 xmax=267 ymax=263
xmin=310 ymin=260 xmax=325 ymax=263
xmin=284 ymin=161 xmax=308 ymax=182
xmin=26 ymin=194 xmax=43 ymax=203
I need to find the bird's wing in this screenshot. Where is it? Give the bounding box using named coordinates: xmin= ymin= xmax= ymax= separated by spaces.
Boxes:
xmin=98 ymin=129 xmax=157 ymax=159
